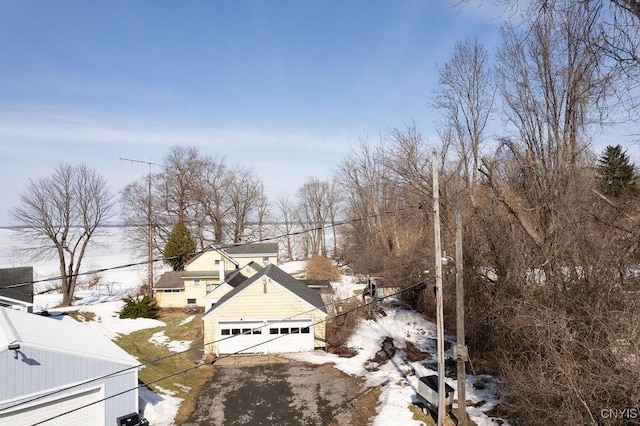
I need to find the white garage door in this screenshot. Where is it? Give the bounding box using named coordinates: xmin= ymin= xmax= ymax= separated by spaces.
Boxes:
xmin=217 ymin=319 xmax=314 ymax=355
xmin=0 ymin=386 xmax=103 ymax=426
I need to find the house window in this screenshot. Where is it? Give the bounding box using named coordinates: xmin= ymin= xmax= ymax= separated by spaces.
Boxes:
xmin=252 ymin=329 xmax=262 ymax=335
xmin=163 ymin=289 xmax=180 ymax=293
xmin=231 ymin=328 xmax=241 ymax=335
xmin=215 ymin=260 xmax=220 ymax=265
xmin=221 ymin=329 xmax=230 ymax=336
xmin=193 ymin=279 xmax=200 ymax=287
xmin=280 ymin=328 xmax=290 ymax=334
xmin=242 ymin=328 xmax=251 ymax=334
xmin=262 ymin=256 xmax=269 ymax=264
xmin=269 ymin=328 xmax=278 ymax=335
xmin=301 ymin=327 xmax=310 ymax=334
xmin=291 ymin=327 xmax=300 ymax=334
xmin=187 ymin=298 xmax=196 ymax=304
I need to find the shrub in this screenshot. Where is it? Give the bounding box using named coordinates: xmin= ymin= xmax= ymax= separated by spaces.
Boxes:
xmin=305 ymin=255 xmax=341 ymax=281
xmin=119 ymin=295 xmax=160 ymax=319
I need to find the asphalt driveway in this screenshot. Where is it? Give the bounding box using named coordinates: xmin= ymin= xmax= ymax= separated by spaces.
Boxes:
xmin=185 ymin=356 xmax=370 ymax=426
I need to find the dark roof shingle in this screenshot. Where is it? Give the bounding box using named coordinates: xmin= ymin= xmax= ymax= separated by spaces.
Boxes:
xmin=0 ymin=267 xmax=34 ymax=304
xmin=206 ymin=264 xmax=326 ymax=315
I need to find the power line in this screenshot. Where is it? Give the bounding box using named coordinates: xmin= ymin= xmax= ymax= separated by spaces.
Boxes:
xmin=3 ymin=204 xmax=422 ymax=291
xmin=27 ymin=280 xmax=429 ymax=426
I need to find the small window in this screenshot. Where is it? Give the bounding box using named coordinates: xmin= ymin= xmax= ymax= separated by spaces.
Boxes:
xmin=187 ymin=298 xmax=196 ymax=304
xmin=221 ymin=329 xmax=230 ymax=336
xmin=262 ymin=256 xmax=269 ymax=263
xmin=231 ymin=328 xmax=241 ymax=335
xmin=280 ymin=328 xmax=289 ymax=334
xmin=215 ymin=259 xmax=220 ymax=265
xmin=193 ymin=278 xmax=200 ymax=287
xmin=252 ymin=329 xmax=262 ymax=335
xmin=301 ymin=327 xmax=310 ymax=334
xmin=270 ymin=328 xmax=278 ymax=335
xmin=242 ymin=328 xmax=251 ymax=334
xmin=291 ymin=327 xmax=300 ymax=334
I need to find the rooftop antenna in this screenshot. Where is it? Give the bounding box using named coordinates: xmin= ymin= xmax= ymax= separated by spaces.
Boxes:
xmin=120 ymin=157 xmax=161 ymax=295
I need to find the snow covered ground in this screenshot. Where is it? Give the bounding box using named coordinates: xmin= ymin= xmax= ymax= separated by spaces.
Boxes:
xmin=0 ymin=228 xmax=505 ymax=425
xmin=289 ymin=284 xmax=505 ymax=426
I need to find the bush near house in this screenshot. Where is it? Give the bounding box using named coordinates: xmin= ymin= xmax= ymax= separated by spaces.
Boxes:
xmin=305 ymin=255 xmax=341 ymax=281
xmin=119 ymin=295 xmax=160 ymax=319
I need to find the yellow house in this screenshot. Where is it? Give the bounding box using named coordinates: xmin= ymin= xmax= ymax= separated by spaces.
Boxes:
xmin=202 ymin=264 xmax=327 ymax=356
xmin=153 ymin=243 xmax=278 ymax=308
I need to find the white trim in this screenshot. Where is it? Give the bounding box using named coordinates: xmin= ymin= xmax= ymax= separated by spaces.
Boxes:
xmin=0 ymin=295 xmax=33 ymax=307
xmin=0 ymin=383 xmax=104 ymax=414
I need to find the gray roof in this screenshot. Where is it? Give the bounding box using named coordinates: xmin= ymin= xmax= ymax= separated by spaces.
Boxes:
xmin=153 ymin=271 xmax=183 ymax=289
xmin=244 ymin=261 xmax=264 ymax=273
xmin=181 ymin=270 xmax=220 ymax=278
xmin=0 ymin=267 xmax=34 ymax=304
xmin=225 ymin=243 xmax=278 ymax=256
xmin=225 ymin=270 xmax=249 ymax=288
xmin=206 ymin=264 xmax=327 ymax=315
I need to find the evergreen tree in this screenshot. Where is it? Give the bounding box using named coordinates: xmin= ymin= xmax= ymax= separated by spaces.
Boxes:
xmin=163 ymin=221 xmax=196 ymax=271
xmin=596 ymin=144 xmax=638 ymax=197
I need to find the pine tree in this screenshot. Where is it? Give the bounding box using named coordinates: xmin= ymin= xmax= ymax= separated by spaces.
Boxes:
xmin=163 ymin=221 xmax=196 ymax=271
xmin=596 ymin=145 xmax=638 ymax=197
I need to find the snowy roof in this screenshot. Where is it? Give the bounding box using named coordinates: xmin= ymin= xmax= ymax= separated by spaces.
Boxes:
xmin=0 ymin=307 xmax=138 ymax=366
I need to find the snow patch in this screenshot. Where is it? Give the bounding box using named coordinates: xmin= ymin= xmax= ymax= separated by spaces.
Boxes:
xmin=149 ymin=330 xmax=191 ymax=352
xmin=179 ymin=315 xmax=195 ymax=326
xmin=139 ymin=385 xmax=183 ymax=426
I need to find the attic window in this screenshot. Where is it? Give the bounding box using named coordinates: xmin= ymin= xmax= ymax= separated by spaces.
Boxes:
xmin=215 ymin=260 xmax=220 ymax=265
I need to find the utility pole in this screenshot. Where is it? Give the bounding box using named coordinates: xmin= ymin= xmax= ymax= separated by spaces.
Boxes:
xmin=432 ymin=153 xmax=446 ymax=426
xmin=454 ymin=208 xmax=468 ymax=425
xmin=120 ymin=158 xmax=160 ymax=294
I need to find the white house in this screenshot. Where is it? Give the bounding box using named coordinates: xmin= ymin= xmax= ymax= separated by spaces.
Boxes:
xmin=203 ymin=264 xmax=327 ymax=356
xmin=0 ymin=307 xmax=140 ymax=425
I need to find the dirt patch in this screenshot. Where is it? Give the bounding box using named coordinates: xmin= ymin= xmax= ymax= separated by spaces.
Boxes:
xmin=405 ymin=340 xmax=431 ymax=362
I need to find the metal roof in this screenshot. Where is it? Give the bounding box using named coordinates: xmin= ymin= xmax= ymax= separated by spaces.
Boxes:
xmin=0 ymin=307 xmax=138 ymax=366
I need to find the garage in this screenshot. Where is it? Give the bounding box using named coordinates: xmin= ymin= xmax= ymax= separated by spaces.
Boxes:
xmin=0 ymin=386 xmax=103 ymax=426
xmin=203 ymin=264 xmax=328 ymax=356
xmin=0 ymin=307 xmax=140 ymax=425
xmin=217 ymin=319 xmax=314 ymax=354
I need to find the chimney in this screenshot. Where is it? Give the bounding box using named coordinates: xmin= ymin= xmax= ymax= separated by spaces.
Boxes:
xmin=219 ymin=259 xmax=226 ymax=284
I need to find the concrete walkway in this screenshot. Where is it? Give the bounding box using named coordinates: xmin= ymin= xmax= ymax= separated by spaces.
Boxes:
xmin=213 ymin=353 xmax=291 ymax=366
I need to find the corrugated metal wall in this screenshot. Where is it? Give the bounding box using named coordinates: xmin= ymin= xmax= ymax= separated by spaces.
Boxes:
xmin=0 ymin=347 xmax=138 ymax=424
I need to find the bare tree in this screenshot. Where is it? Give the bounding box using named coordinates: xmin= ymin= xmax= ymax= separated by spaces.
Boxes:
xmin=296 ymin=177 xmax=329 ymax=256
xmin=483 ymin=0 xmax=609 ymax=258
xmin=275 ymin=194 xmax=297 ymax=260
xmin=228 ymin=166 xmax=264 ymax=243
xmin=193 ymin=154 xmax=231 ymax=245
xmin=432 ymin=37 xmax=495 ymax=202
xmin=11 ymin=164 xmax=113 ymax=306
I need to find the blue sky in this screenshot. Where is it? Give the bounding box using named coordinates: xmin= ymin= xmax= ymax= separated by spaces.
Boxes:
xmin=0 ymin=1 xmax=636 ymax=226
